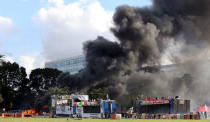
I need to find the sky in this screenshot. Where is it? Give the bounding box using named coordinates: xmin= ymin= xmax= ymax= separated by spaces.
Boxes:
xmin=0 ymin=0 xmax=152 ymax=74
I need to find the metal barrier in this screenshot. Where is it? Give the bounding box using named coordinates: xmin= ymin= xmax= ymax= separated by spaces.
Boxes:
xmin=2 ymin=113 xmax=13 ymax=118
xmin=136 ymin=113 xmax=200 ymax=120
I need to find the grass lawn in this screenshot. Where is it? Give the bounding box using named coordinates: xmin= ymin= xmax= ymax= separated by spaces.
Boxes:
xmin=0 ymin=118 xmax=210 ymax=122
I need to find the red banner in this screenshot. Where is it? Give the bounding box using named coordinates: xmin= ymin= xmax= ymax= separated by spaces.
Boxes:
xmin=199 ymin=106 xmax=209 ymax=112
xmin=141 ymin=99 xmax=170 ymax=105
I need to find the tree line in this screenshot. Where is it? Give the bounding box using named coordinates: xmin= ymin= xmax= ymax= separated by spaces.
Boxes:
xmin=0 ymin=55 xmax=65 ymax=112
xmin=0 ymin=55 xmax=108 ymax=113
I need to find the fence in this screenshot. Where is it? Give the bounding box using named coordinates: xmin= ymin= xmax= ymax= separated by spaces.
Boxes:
xmin=0 ymin=113 xmax=36 ymax=118
xmin=137 ymin=113 xmax=200 ymax=120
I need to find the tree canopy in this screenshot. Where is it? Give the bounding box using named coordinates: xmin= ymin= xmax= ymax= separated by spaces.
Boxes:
xmin=29 ymin=68 xmax=62 ymax=97
xmin=0 ymin=56 xmax=63 ymax=111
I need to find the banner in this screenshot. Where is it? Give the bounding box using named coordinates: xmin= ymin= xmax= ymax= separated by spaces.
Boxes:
xmin=56 ymin=99 xmax=68 ymax=105
xmin=199 ymin=105 xmax=209 ymax=112
xmin=179 ymin=100 xmax=185 ymax=104
xmin=141 ymin=100 xmax=170 ymax=105
xmin=52 ymin=99 xmax=55 ymax=107
xmin=57 ymin=95 xmax=71 ymax=100
xmin=56 ymin=106 xmax=71 ymax=114
xmin=71 ymin=94 xmax=88 ymax=101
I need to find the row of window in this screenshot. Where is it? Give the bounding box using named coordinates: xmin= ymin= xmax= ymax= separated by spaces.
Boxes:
xmin=45 ymin=57 xmax=86 ymax=74
xmin=58 ymin=58 xmax=85 ymax=67
xmin=46 ymin=57 xmax=86 ymax=68
xmin=57 ymin=64 xmax=84 ymax=70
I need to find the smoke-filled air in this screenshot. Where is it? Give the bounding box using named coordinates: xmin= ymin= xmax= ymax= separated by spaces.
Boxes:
xmin=57 ymin=0 xmax=210 ymax=109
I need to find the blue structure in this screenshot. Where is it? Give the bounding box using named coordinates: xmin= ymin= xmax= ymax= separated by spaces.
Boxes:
xmin=112 ymin=101 xmax=117 ymax=113
xmin=45 ymin=55 xmax=86 ymax=74
xmin=170 ymin=99 xmax=174 ymax=114
xmin=103 ymin=101 xmax=117 ymax=118
xmin=103 ymin=102 xmax=109 ymax=113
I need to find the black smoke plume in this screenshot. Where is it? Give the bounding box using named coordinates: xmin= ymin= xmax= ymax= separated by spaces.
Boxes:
xmin=58 ymin=0 xmax=210 ymax=109
xmin=34 ymin=93 xmax=51 ymax=112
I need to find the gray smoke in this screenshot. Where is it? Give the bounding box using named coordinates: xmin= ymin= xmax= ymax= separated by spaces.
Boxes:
xmin=58 ymin=0 xmax=210 ymax=109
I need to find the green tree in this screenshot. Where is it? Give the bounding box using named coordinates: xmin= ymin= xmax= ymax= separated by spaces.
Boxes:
xmin=0 ymin=84 xmax=14 ymax=110
xmin=49 ymin=87 xmax=70 ymax=95
xmin=29 ymin=68 xmax=62 ymax=97
xmin=14 ymin=74 xmax=33 ymax=109
xmin=88 ymin=88 xmax=108 ymax=100
xmin=0 ymin=61 xmax=30 ymax=110
xmin=0 ymin=55 xmax=4 ymax=104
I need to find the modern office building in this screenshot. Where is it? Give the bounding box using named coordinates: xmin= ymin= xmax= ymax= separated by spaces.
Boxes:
xmin=45 ymin=55 xmax=86 ymax=74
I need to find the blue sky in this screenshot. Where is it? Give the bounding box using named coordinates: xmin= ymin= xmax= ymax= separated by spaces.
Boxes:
xmin=0 ymin=0 xmax=151 ymax=73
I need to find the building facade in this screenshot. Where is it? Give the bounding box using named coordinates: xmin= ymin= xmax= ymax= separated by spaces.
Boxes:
xmin=45 ymin=55 xmax=86 ymax=74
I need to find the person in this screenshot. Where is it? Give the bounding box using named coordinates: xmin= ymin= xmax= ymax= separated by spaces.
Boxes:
xmin=43 ymin=112 xmax=46 ymax=118
xmin=196 ymin=112 xmax=200 ymax=119
xmin=3 ymin=108 xmax=5 ymax=113
xmin=204 ymin=111 xmax=207 ymax=119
